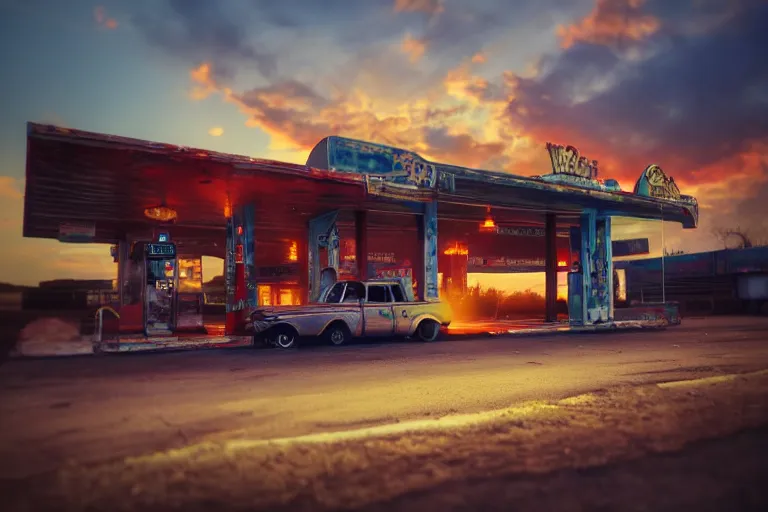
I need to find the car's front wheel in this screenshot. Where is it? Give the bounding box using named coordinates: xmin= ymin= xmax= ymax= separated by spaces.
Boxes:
xmin=270 ymin=326 xmax=298 ymax=349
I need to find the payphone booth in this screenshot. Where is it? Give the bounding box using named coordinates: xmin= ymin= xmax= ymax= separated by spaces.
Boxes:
xmin=143 ymin=241 xmax=178 ymax=336
xmin=119 ymin=234 xmax=206 ymax=339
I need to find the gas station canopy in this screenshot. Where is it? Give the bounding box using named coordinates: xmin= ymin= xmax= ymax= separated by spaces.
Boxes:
xmin=23 ymin=124 xmax=378 ymax=246
xmin=23 ymin=123 xmax=699 ymax=248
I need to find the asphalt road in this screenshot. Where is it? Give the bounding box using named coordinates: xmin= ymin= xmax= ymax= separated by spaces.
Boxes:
xmin=1 ymin=316 xmax=767 ymax=480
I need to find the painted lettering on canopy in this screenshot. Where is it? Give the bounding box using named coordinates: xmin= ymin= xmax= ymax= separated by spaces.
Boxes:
xmin=325 ymin=136 xmax=437 ymax=189
xmin=545 ymin=143 xmax=598 ymax=180
xmin=634 ymin=164 xmax=681 ymax=200
xmin=495 ymin=227 xmax=545 ymax=237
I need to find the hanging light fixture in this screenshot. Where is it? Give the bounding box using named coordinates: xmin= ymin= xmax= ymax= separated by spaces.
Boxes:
xmin=479 ymin=207 xmax=497 ymax=232
xmin=144 ymin=203 xmax=178 ymax=223
xmin=443 ymin=242 xmax=469 ymax=256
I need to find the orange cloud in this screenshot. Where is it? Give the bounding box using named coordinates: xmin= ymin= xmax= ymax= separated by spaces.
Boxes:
xmin=393 ymin=0 xmax=444 ymax=15
xmin=401 ymin=33 xmax=427 ymax=63
xmin=443 ymin=63 xmax=493 ymax=104
xmin=471 ymin=52 xmax=487 ymax=64
xmin=423 ymin=128 xmax=507 ymax=169
xmin=208 ymin=126 xmax=224 ymax=137
xmin=189 ymin=58 xmax=509 ymax=168
xmin=557 ymin=0 xmax=660 ymax=49
xmin=189 ymin=63 xmax=220 ymax=100
xmin=94 ymin=6 xmax=118 ymax=30
xmin=186 ymin=31 xmax=768 ymax=249
xmin=0 ymin=176 xmax=22 ymax=200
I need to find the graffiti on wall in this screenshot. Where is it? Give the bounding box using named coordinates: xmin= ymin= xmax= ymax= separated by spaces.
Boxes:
xmin=614 ymin=303 xmax=681 ymax=326
xmin=424 ymin=201 xmax=439 ymax=300
xmin=576 ymin=212 xmax=611 ymax=325
xmin=241 ymin=203 xmax=257 ymax=308
xmin=327 ymin=137 xmax=438 ymax=189
xmin=392 ymin=151 xmax=436 ymax=188
xmin=633 ymin=164 xmax=681 ymax=200
xmin=224 ymin=216 xmax=236 ymax=313
xmin=587 ymin=218 xmax=611 ymax=323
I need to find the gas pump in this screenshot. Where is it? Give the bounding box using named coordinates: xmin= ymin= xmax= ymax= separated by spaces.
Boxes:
xmin=144 ymin=240 xmax=177 ymax=336
xmin=567 ymin=261 xmax=584 ymax=326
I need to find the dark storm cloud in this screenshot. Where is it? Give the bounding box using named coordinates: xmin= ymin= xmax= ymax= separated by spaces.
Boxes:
xmin=249 ymin=0 xmax=392 ymax=29
xmin=131 ymin=0 xmax=276 ymax=80
xmin=416 ymin=0 xmax=590 ymax=61
xmin=731 ymin=161 xmax=768 ymax=235
xmin=507 ymin=0 xmax=768 ymax=180
xmin=424 ymin=126 xmax=507 ymax=169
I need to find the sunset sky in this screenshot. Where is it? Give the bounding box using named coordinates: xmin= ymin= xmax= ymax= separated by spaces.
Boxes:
xmin=0 ymin=0 xmax=766 ymax=286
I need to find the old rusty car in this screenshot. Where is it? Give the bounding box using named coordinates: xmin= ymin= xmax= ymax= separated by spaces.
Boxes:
xmin=247 ymin=279 xmax=453 ymax=349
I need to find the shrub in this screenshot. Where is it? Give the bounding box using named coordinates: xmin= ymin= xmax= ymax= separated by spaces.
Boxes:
xmin=444 ymin=285 xmax=546 ymax=320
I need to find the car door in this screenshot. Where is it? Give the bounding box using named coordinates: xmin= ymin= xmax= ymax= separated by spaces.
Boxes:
xmin=363 ymin=285 xmax=395 ymax=336
xmin=391 ymin=284 xmax=413 ymax=336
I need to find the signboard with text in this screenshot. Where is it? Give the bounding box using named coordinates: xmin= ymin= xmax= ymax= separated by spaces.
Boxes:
xmin=545 ymin=143 xmax=598 ymax=180
xmin=612 ymin=238 xmax=650 ymax=258
xmin=58 ymin=222 xmax=96 ymax=243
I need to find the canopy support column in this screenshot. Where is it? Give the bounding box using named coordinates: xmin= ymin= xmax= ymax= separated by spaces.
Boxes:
xmin=572 ymin=210 xmax=613 ymax=326
xmin=225 ymin=203 xmax=255 ymax=335
xmin=308 ymin=210 xmax=339 ymax=303
xmin=355 ymin=210 xmax=369 ymax=280
xmin=545 ymin=212 xmax=558 ymax=322
xmin=423 ymin=200 xmax=439 ymax=302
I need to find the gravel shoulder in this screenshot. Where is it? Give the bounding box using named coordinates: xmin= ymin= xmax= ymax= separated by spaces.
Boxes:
xmin=5 ymin=369 xmax=768 ymax=512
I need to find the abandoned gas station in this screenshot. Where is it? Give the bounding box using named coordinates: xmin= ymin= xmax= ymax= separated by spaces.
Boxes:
xmin=22 ymin=123 xmax=699 ymax=351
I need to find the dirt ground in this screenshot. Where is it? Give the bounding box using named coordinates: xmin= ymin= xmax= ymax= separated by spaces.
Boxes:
xmin=4 ymin=369 xmax=768 ymax=511
xmin=362 ymin=426 xmax=768 ymax=512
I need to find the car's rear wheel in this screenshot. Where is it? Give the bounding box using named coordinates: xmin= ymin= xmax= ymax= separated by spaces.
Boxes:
xmin=270 ymin=326 xmax=298 ymax=349
xmin=415 ymin=319 xmax=441 ymax=342
xmin=324 ymin=322 xmax=351 ymax=346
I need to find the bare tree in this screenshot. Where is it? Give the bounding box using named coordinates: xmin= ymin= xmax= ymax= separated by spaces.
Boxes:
xmin=712 ymin=226 xmax=754 ymax=249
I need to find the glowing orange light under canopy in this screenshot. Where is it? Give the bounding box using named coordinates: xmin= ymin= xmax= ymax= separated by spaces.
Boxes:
xmin=144 ymin=205 xmax=178 ymax=223
xmin=558 ymin=260 xmax=568 ymax=267
xmin=444 ymin=243 xmax=469 ymax=256
xmin=288 ymin=241 xmax=298 ymax=262
xmin=479 ymin=207 xmax=496 ymax=232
